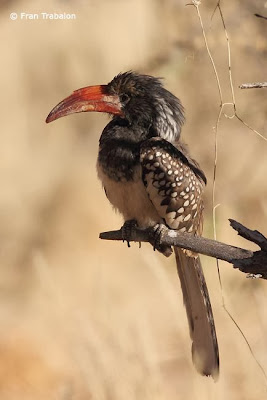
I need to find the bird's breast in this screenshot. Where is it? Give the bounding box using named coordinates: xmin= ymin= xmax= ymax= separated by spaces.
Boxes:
xmin=96 ymin=161 xmax=161 ymax=228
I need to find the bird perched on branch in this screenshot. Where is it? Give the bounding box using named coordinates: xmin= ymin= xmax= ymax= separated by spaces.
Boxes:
xmin=46 ymin=71 xmax=219 ymax=379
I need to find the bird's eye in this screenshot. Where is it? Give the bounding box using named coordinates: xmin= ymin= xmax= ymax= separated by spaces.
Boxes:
xmin=120 ymin=93 xmax=130 ymax=104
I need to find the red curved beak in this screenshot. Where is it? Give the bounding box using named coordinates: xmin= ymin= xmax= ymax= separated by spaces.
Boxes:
xmin=46 ymin=85 xmax=123 ymax=123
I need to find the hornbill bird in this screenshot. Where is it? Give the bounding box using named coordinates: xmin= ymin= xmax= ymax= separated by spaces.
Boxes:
xmin=46 ymin=71 xmax=219 ymax=379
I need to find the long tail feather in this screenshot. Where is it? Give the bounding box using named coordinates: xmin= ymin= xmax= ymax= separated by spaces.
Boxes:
xmin=174 ymin=247 xmax=219 ymax=379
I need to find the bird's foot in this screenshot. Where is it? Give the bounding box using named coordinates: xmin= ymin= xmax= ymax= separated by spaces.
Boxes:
xmin=121 ymin=219 xmax=138 ymax=248
xmin=151 ymin=224 xmax=173 ymax=257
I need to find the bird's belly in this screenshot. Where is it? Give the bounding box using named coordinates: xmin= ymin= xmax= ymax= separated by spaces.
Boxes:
xmin=97 ymin=162 xmax=161 ymax=228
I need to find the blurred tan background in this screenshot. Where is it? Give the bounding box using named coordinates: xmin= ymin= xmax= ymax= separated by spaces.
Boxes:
xmin=1 ymin=0 xmax=267 ymax=398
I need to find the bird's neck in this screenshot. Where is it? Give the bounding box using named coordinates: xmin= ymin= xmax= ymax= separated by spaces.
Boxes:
xmin=98 ymin=120 xmax=144 ymax=182
xmin=153 ymin=98 xmax=183 ymax=143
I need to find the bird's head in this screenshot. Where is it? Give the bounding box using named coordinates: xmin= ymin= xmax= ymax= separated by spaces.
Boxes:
xmin=46 ymin=71 xmax=185 ymax=142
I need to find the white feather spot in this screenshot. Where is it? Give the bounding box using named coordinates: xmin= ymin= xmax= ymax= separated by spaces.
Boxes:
xmin=167 ymin=211 xmax=176 ymax=220
xmin=170 ymin=215 xmax=184 ymax=228
xmin=170 ymin=219 xmax=180 ymax=229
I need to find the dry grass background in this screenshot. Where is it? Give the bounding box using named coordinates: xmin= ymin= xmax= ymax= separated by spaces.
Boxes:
xmin=1 ymin=0 xmax=267 ymax=398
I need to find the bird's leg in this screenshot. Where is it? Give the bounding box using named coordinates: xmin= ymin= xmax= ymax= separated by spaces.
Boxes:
xmin=121 ymin=219 xmax=138 ymax=248
xmin=151 ymin=223 xmax=173 ymax=257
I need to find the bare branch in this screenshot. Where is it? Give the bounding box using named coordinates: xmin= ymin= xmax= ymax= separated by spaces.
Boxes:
xmin=99 ymin=219 xmax=267 ymax=280
xmin=229 ymin=219 xmax=267 ymax=251
xmin=240 ymin=82 xmax=267 ymax=89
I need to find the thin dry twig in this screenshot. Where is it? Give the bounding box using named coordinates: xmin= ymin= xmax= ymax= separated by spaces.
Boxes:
xmin=240 ymin=82 xmax=267 ymax=89
xmin=255 ymin=13 xmax=267 ymax=20
xmin=191 ymin=0 xmax=225 ymax=304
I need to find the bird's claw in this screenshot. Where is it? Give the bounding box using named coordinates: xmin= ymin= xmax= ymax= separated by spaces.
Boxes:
xmin=121 ymin=219 xmax=138 ymax=248
xmin=152 ymin=223 xmax=167 ymax=251
xmin=151 ymin=224 xmax=173 ymax=257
